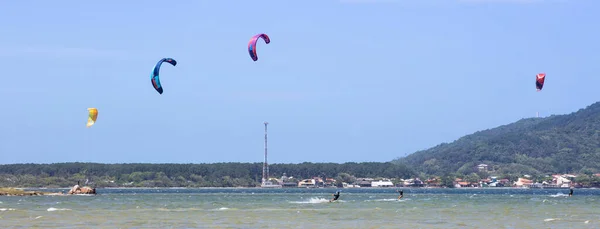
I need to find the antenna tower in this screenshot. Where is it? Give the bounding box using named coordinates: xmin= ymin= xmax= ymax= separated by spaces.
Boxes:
xmin=262 ymin=122 xmax=269 ymax=184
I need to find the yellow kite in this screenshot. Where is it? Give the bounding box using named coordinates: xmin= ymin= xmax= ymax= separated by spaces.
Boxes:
xmin=86 ymin=108 xmax=98 ymax=128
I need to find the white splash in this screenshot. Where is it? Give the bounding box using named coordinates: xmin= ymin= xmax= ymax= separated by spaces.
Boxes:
xmin=549 ymin=193 xmax=569 ymax=198
xmin=290 ymin=197 xmax=331 ymax=204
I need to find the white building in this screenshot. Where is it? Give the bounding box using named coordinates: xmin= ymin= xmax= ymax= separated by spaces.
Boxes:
xmin=343 ymin=182 xmax=360 ymax=188
xmin=477 ymin=164 xmax=488 ymax=172
xmin=297 ymin=179 xmax=316 ymax=188
xmin=371 ymin=179 xmax=394 ymax=187
xmin=552 ymin=174 xmax=575 ymax=187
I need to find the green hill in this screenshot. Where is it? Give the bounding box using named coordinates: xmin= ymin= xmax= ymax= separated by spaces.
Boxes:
xmin=393 ymin=102 xmax=600 ymax=178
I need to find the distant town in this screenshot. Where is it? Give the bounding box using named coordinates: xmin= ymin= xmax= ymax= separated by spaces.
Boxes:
xmin=265 ymin=174 xmax=582 ymax=189
xmin=264 ymin=164 xmax=588 ymax=189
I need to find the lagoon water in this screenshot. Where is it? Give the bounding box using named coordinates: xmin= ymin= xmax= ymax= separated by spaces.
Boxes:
xmin=1 ymin=188 xmax=599 ymax=228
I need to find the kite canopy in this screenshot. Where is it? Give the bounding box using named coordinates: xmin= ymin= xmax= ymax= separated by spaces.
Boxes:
xmin=151 ymin=58 xmax=177 ymax=94
xmin=86 ymin=108 xmax=98 ymax=128
xmin=536 ymin=73 xmax=546 ymax=91
xmin=248 ymin=33 xmax=270 ymax=61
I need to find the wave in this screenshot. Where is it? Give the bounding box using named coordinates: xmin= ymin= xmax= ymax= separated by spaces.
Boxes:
xmin=71 ymin=194 xmax=95 ymax=197
xmin=0 ymin=208 xmax=16 ymax=211
xmin=366 ymin=198 xmax=405 ymax=202
xmin=155 ymin=207 xmax=204 ymax=212
xmin=47 ymin=207 xmax=71 ymax=212
xmin=153 ymin=207 xmax=233 ymax=212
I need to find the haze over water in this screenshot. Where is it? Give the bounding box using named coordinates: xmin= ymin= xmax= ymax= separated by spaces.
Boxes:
xmin=1 ymin=188 xmax=599 ymax=228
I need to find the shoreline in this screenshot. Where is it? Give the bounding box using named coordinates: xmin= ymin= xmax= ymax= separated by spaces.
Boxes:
xmin=1 ymin=186 xmax=96 ymax=196
xmin=13 ymin=186 xmax=588 ymax=190
xmin=0 ymin=188 xmax=62 ymax=196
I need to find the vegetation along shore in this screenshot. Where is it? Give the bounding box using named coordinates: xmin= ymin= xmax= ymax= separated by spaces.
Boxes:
xmin=2 ymin=101 xmax=600 ymax=189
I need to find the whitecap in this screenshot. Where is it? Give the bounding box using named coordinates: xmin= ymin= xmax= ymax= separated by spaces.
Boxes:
xmin=0 ymin=208 xmax=16 ymax=211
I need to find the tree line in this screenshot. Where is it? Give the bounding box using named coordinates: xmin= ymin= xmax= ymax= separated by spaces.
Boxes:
xmin=0 ymin=162 xmax=415 ymax=188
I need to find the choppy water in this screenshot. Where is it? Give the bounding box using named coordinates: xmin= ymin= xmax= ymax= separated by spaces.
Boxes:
xmin=1 ymin=188 xmax=599 ymax=228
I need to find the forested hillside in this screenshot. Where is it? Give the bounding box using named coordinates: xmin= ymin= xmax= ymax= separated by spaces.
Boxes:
xmin=394 ymin=102 xmax=600 ymax=178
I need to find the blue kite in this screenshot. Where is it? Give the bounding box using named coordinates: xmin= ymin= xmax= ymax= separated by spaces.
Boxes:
xmin=151 ymin=58 xmax=177 ymax=94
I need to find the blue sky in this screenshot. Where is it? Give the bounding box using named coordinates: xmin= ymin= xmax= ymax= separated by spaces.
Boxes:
xmin=0 ymin=0 xmax=598 ymax=164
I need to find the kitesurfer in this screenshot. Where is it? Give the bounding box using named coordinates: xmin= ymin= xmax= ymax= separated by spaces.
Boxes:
xmin=397 ymin=189 xmax=404 ymax=200
xmin=569 ymin=186 xmax=574 ymax=197
xmin=329 ymin=191 xmax=341 ymax=202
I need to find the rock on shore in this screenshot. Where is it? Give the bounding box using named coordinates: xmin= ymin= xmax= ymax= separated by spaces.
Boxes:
xmin=67 ymin=185 xmax=96 ymax=195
